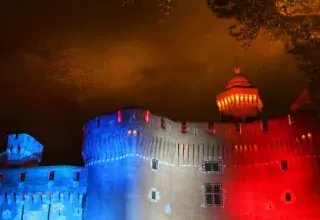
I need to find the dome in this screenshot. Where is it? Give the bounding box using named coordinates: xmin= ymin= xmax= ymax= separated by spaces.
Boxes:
xmin=216 ymin=68 xmax=263 ymax=118
xmin=225 ymin=68 xmax=252 ymax=90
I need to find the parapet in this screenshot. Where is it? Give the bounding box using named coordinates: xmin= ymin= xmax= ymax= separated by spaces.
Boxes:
xmin=0 ymin=166 xmax=86 ymax=193
xmin=6 ymin=133 xmax=43 ymax=166
xmin=81 ymin=108 xmax=222 ymax=166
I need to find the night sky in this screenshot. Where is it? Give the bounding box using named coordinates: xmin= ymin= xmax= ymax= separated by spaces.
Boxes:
xmin=0 ymin=0 xmax=306 ymax=165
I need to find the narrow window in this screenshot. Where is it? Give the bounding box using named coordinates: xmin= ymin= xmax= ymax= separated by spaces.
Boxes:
xmin=161 ymin=117 xmax=166 ymax=129
xmin=204 ymin=183 xmax=222 ymax=206
xmin=261 ymin=120 xmax=268 ymax=132
xmin=235 ymin=123 xmax=241 ymax=133
xmin=281 ymin=160 xmax=288 ymax=171
xmin=20 ymin=173 xmax=26 ymax=182
xmin=194 ymin=128 xmax=199 ymax=136
xmin=96 ymin=117 xmax=100 ymax=127
xmin=151 ymin=191 xmax=156 ymax=200
xmin=285 ymin=192 xmax=292 ymax=202
xmin=181 ymin=122 xmax=187 ymax=133
xmin=208 ymin=122 xmax=215 ymax=133
xmin=288 ymin=114 xmax=295 ymax=125
xmin=48 ymin=171 xmax=55 ymax=181
xmin=145 ymin=110 xmax=150 ymax=123
xmin=14 ymin=134 xmax=18 ymax=139
xmin=151 ymin=159 xmax=159 ymax=170
xmin=0 ymin=173 xmax=3 ymax=182
xmin=73 ymin=172 xmax=80 ymax=181
xmin=202 ymin=161 xmax=220 ymax=172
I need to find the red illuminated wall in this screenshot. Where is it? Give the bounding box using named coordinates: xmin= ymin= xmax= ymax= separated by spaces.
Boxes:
xmin=217 ymin=112 xmax=320 ymax=219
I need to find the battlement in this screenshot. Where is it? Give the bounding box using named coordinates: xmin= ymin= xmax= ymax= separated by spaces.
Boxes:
xmin=6 ymin=133 xmax=44 ymax=165
xmin=81 ymin=109 xmax=319 ymax=166
xmin=82 ymin=108 xmax=223 ymax=166
xmin=0 ymin=166 xmax=86 ymax=193
xmin=0 ymin=191 xmax=84 ymax=205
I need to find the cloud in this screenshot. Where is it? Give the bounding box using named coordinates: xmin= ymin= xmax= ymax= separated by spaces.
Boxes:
xmin=17 ymin=0 xmax=305 ymax=117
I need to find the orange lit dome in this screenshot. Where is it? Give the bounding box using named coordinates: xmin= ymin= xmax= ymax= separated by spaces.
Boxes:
xmin=216 ymin=68 xmax=263 ymax=118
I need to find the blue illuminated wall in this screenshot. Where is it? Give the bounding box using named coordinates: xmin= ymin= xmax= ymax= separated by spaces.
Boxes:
xmin=1 ymin=108 xmax=320 ymax=220
xmin=6 ymin=133 xmax=43 ymax=166
xmin=0 ymin=166 xmax=86 ymax=219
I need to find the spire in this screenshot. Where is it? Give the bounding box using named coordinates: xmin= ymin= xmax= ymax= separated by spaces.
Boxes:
xmin=234 ymin=56 xmax=240 ymax=75
xmin=234 ymin=67 xmax=241 ymax=75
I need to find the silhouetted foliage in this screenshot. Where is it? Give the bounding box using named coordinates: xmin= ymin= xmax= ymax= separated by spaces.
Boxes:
xmin=207 ymin=0 xmax=320 ymax=84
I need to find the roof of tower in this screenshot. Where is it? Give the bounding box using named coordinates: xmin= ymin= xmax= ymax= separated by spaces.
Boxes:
xmin=216 ymin=68 xmax=263 ymax=118
xmin=224 ymin=68 xmax=252 ymax=90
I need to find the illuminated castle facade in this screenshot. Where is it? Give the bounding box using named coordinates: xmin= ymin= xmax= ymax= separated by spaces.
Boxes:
xmin=0 ymin=68 xmax=319 ymax=220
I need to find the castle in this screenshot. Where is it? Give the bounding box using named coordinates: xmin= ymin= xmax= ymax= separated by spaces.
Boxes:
xmin=0 ymin=68 xmax=319 ymax=220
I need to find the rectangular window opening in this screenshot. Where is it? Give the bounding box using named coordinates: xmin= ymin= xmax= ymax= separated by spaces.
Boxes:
xmin=48 ymin=171 xmax=55 ymax=181
xmin=194 ymin=128 xmax=199 ymax=136
xmin=20 ymin=172 xmax=26 ymax=182
xmin=261 ymin=120 xmax=268 ymax=132
xmin=96 ymin=117 xmax=100 ymax=127
xmin=208 ymin=122 xmax=215 ymax=133
xmin=281 ymin=160 xmax=288 ymax=171
xmin=204 ymin=183 xmax=222 ymax=206
xmin=151 ymin=191 xmax=156 ymax=200
xmin=181 ymin=122 xmax=187 ymax=133
xmin=202 ymin=161 xmax=220 ymax=172
xmin=161 ymin=117 xmax=166 ymax=129
xmin=73 ymin=172 xmax=80 ymax=181
xmin=0 ymin=173 xmax=3 ymax=182
xmin=235 ymin=123 xmax=241 ymax=133
xmin=151 ymin=159 xmax=159 ymax=170
xmin=285 ymin=192 xmax=292 ymax=201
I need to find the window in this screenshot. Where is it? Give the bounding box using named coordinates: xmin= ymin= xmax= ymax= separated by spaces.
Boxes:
xmin=20 ymin=173 xmax=26 ymax=182
xmin=208 ymin=122 xmax=215 ymax=133
xmin=96 ymin=117 xmax=100 ymax=127
xmin=149 ymin=188 xmax=160 ymax=203
xmin=235 ymin=123 xmax=241 ymax=133
xmin=48 ymin=171 xmax=55 ymax=181
xmin=151 ymin=159 xmax=159 ymax=170
xmin=285 ymin=192 xmax=292 ymax=202
xmin=202 ymin=161 xmax=220 ymax=172
xmin=261 ymin=120 xmax=268 ymax=132
xmin=151 ymin=191 xmax=156 ymax=200
xmin=204 ymin=183 xmax=222 ymax=206
xmin=73 ymin=172 xmax=80 ymax=181
xmin=181 ymin=122 xmax=187 ymax=133
xmin=161 ymin=117 xmax=166 ymax=129
xmin=281 ymin=160 xmax=288 ymax=171
xmin=194 ymin=128 xmax=199 ymax=136
xmin=0 ymin=173 xmax=3 ymax=182
xmin=288 ymin=114 xmax=295 ymax=125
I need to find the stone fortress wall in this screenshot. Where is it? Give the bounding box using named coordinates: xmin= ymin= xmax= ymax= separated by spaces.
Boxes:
xmin=0 ymin=166 xmax=86 ymax=220
xmin=82 ymin=108 xmax=225 ymax=220
xmin=83 ymin=108 xmax=320 ymax=220
xmin=0 ymin=107 xmax=319 ymax=219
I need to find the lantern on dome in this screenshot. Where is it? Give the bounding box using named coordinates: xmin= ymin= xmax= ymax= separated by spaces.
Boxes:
xmin=216 ymin=68 xmax=263 ymax=119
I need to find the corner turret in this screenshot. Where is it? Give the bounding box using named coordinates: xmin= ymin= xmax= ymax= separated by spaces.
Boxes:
xmin=5 ymin=133 xmax=43 ymax=167
xmin=216 ymin=68 xmax=263 ymax=120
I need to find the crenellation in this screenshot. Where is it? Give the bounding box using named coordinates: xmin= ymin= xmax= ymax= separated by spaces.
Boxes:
xmin=1 ymin=94 xmax=320 ymax=220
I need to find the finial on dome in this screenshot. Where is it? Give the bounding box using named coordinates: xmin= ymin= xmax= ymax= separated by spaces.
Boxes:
xmin=234 ymin=67 xmax=241 ymax=75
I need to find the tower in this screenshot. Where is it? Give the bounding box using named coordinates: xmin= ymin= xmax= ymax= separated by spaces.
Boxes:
xmin=82 ymin=109 xmax=148 ymax=220
xmin=6 ymin=133 xmax=43 ymax=167
xmin=216 ymin=68 xmax=263 ymax=121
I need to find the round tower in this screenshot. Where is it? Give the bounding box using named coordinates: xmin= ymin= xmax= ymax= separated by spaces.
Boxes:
xmin=82 ymin=109 xmax=149 ymax=220
xmin=216 ymin=68 xmax=263 ymax=120
xmin=6 ymin=133 xmax=43 ymax=167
